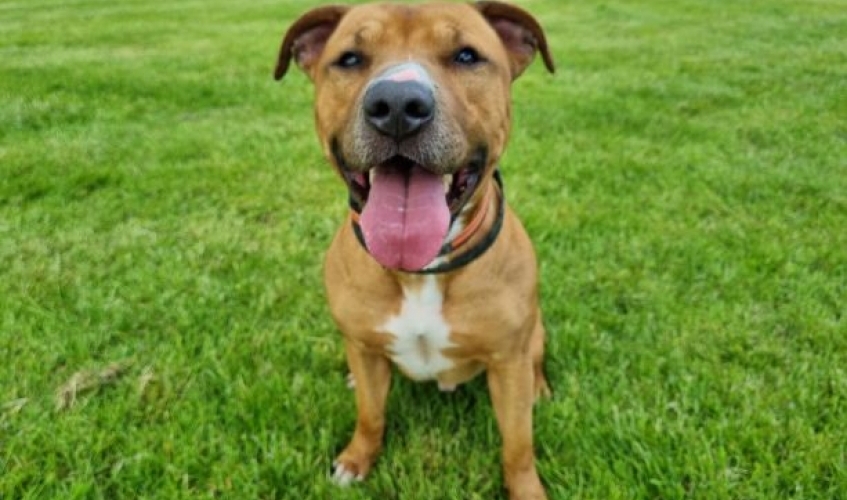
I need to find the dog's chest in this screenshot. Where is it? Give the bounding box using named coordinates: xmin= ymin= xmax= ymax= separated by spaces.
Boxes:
xmin=381 ymin=276 xmax=455 ymax=380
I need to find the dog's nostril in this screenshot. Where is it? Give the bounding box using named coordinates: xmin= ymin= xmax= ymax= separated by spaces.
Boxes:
xmin=405 ymin=99 xmax=432 ymax=119
xmin=368 ymin=101 xmax=391 ymax=119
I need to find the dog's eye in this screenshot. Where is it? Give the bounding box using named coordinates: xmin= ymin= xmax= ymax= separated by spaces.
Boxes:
xmin=453 ymin=47 xmax=482 ymax=66
xmin=335 ymin=51 xmax=364 ymax=69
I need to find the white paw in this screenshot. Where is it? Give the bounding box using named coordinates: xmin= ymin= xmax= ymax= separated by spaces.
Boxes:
xmin=331 ymin=461 xmax=364 ymax=486
xmin=346 ymin=372 xmax=356 ymax=389
xmin=438 ymin=381 xmax=457 ymax=392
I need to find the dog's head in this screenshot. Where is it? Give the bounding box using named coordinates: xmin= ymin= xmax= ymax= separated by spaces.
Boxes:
xmin=275 ymin=1 xmax=553 ymax=271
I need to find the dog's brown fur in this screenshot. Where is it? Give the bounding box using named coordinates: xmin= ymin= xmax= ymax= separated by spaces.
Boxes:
xmin=275 ymin=3 xmax=554 ymax=499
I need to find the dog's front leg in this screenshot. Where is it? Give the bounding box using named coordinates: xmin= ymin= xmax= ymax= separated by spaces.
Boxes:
xmin=332 ymin=340 xmax=392 ymax=485
xmin=488 ymin=355 xmax=547 ymax=500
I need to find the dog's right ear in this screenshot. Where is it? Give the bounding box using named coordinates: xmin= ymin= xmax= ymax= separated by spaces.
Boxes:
xmin=274 ymin=5 xmax=349 ymax=81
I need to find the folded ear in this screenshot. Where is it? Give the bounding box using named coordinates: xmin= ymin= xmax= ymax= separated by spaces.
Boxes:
xmin=274 ymin=5 xmax=349 ymax=81
xmin=475 ymin=1 xmax=555 ymax=79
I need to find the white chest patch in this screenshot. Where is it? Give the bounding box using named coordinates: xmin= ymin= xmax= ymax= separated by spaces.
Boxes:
xmin=382 ymin=276 xmax=455 ymax=380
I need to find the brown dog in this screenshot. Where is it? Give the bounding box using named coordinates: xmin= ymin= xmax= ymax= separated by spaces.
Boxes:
xmin=274 ymin=2 xmax=555 ymax=499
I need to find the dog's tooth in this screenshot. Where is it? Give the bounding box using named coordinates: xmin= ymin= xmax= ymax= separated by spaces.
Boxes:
xmin=443 ymin=174 xmax=453 ymax=193
xmin=369 ymin=169 xmax=376 ymax=184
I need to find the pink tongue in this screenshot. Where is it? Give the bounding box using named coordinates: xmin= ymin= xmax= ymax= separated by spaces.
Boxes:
xmin=359 ymin=165 xmax=450 ymax=271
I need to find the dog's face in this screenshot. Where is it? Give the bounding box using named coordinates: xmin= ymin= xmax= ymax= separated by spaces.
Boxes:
xmin=276 ymin=2 xmax=553 ymax=271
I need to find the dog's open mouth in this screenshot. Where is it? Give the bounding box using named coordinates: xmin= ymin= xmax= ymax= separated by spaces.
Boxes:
xmin=340 ymin=150 xmax=485 ymax=216
xmin=333 ymin=147 xmax=486 ymax=271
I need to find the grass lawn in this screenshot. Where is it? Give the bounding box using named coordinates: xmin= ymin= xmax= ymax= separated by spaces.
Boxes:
xmin=2 ymin=0 xmax=846 ymax=498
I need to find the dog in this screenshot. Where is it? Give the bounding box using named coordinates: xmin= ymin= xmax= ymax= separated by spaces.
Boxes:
xmin=274 ymin=2 xmax=555 ymax=498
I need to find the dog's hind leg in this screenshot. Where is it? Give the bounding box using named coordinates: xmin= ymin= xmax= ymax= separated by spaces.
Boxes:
xmin=530 ymin=314 xmax=551 ymax=400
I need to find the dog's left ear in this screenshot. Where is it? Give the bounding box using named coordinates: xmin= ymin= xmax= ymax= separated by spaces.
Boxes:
xmin=274 ymin=5 xmax=349 ymax=81
xmin=475 ymin=1 xmax=555 ymax=79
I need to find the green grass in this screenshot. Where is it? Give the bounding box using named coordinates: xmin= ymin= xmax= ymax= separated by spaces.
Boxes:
xmin=2 ymin=0 xmax=846 ymax=498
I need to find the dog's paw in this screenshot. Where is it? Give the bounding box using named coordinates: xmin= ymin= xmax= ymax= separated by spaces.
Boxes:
xmin=533 ymin=370 xmax=552 ymax=401
xmin=331 ymin=460 xmax=364 ymax=486
xmin=345 ymin=371 xmax=356 ymax=390
xmin=510 ymin=491 xmax=548 ymax=500
xmin=534 ymin=380 xmax=552 ymax=400
xmin=508 ymin=471 xmax=548 ymax=500
xmin=437 ymin=381 xmax=456 ymax=392
xmin=331 ymin=442 xmax=379 ymax=487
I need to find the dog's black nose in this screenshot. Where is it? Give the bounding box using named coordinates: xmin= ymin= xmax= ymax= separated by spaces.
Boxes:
xmin=363 ymin=80 xmax=435 ymax=140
